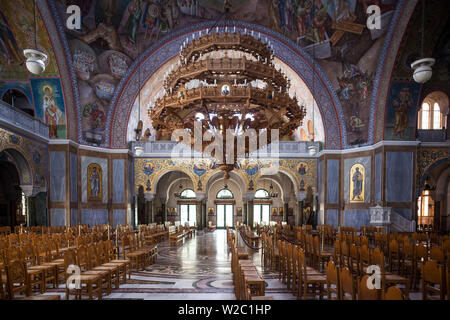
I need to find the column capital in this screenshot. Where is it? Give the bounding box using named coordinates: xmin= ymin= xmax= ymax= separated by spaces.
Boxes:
xmin=196 ymin=193 xmax=207 ymax=201
xmin=144 ymin=193 xmax=154 ymax=201
xmin=244 ymin=192 xmax=255 ymax=202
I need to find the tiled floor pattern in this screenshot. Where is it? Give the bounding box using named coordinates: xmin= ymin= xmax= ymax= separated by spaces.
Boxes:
xmin=40 ymin=229 xmax=421 ymax=300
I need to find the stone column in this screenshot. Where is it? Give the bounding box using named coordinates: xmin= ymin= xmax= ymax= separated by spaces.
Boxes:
xmin=244 ymin=193 xmax=255 ymax=227
xmin=196 ymin=193 xmax=206 ymax=229
xmin=284 ymin=200 xmax=289 ymax=224
xmin=296 ymin=192 xmax=306 ymax=226
xmin=202 ymin=200 xmax=207 ymax=230
xmin=144 ymin=193 xmax=154 ymax=225
xmin=160 ymin=197 xmax=166 ymax=225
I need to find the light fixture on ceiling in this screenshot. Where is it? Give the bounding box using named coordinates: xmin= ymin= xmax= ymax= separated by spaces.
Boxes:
xmin=134 ymin=30 xmax=144 ymax=157
xmin=24 ymin=0 xmax=48 ymax=75
xmin=411 ymin=0 xmax=435 ymax=84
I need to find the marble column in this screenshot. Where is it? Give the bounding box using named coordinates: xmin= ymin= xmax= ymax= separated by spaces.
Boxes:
xmin=284 ymin=201 xmax=289 ymax=223
xmin=202 ymin=200 xmax=207 ymax=230
xmin=243 ymin=201 xmax=248 ymax=225
xmin=161 ymin=197 xmax=166 ymax=225
xmin=145 ymin=193 xmax=154 ymax=225
xmin=298 ymin=201 xmax=303 ymax=226
xmin=244 ymin=193 xmax=255 ymax=227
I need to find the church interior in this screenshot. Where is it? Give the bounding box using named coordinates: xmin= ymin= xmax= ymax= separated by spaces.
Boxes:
xmin=0 ymin=0 xmax=450 ymax=303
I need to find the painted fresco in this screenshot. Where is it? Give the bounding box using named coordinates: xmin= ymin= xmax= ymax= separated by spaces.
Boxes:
xmin=56 ymin=0 xmax=399 ymax=147
xmin=30 ymin=78 xmax=67 ymax=139
xmin=0 ymin=0 xmax=59 ymax=80
xmin=384 ymin=82 xmax=421 ymax=141
xmin=349 ymin=162 xmax=364 ymax=203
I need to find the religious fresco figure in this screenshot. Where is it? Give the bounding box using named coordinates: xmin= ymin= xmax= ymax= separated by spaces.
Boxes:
xmin=350 ymin=164 xmax=364 ymax=202
xmin=392 ymin=86 xmax=414 ymax=137
xmin=0 ymin=10 xmax=22 ymax=65
xmin=43 ymin=86 xmax=62 ymax=138
xmin=87 ymin=164 xmax=102 ymax=201
xmin=126 ymin=0 xmax=143 ymax=45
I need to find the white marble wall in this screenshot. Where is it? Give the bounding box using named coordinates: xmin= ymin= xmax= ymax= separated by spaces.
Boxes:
xmin=81 ymin=156 xmax=108 ymax=203
xmin=81 ymin=209 xmax=108 ymax=226
xmin=69 ymin=152 xmax=78 ymax=203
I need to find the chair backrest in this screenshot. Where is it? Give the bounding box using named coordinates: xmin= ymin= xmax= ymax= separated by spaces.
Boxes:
xmin=422 ymin=260 xmax=445 ymax=300
xmin=360 ymin=245 xmax=370 ymax=265
xmin=358 ymin=275 xmax=380 ymax=300
xmin=415 ymin=243 xmax=428 ymax=263
xmin=326 ymin=260 xmax=340 ymax=299
xmin=430 ymin=246 xmax=445 ymax=264
xmin=384 ymin=286 xmax=404 ymax=300
xmin=339 ymin=266 xmax=355 ymax=300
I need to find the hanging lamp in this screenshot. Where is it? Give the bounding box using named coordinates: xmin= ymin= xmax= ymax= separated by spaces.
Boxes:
xmin=24 ymin=0 xmax=48 ymax=75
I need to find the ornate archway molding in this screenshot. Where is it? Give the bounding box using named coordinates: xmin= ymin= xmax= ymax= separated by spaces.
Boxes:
xmin=107 ymin=22 xmax=346 ymax=150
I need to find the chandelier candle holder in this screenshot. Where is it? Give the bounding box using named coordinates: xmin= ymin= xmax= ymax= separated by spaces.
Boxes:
xmin=149 ymin=29 xmax=306 ymax=178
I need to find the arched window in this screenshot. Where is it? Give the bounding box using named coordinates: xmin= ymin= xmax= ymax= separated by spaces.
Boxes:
xmin=433 ymin=103 xmax=442 ymax=129
xmin=217 ymin=188 xmax=233 ymax=199
xmin=180 ymin=189 xmax=196 ymax=199
xmin=255 ymin=189 xmax=269 ymax=199
xmin=420 ymin=103 xmax=430 ymax=129
xmin=418 ymin=100 xmax=444 ymax=130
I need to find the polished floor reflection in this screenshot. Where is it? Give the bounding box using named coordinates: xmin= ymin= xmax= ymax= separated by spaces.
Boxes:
xmin=41 ymin=229 xmax=295 ymax=300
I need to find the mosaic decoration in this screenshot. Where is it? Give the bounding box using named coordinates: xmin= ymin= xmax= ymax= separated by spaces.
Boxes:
xmin=135 ymin=157 xmax=317 ymax=194
xmin=0 ymin=127 xmax=48 ymax=187
xmin=87 ymin=163 xmax=103 ymax=202
xmin=416 ymin=148 xmax=450 ymax=193
xmin=349 ymin=163 xmax=364 ymax=203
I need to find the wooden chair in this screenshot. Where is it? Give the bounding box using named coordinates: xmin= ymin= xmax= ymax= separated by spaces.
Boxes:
xmin=388 ymin=239 xmax=402 ymax=273
xmin=88 ymin=244 xmax=120 ymax=290
xmin=77 ymin=245 xmax=111 ymax=296
xmin=326 ymin=260 xmax=340 ymax=300
xmin=313 ymin=236 xmax=332 ymax=271
xmin=384 ymin=285 xmax=404 ymax=300
xmin=64 ymin=249 xmax=103 ymax=300
xmin=333 ymin=240 xmax=342 ymax=267
xmin=105 ymin=239 xmax=132 ymax=281
xmin=349 ymin=244 xmax=360 ymax=276
xmin=0 ymin=267 xmax=5 ymax=299
xmin=421 ymin=260 xmax=445 ymax=300
xmin=297 ymin=248 xmax=325 ymax=300
xmin=5 ymin=260 xmax=29 ymax=299
xmin=339 ymin=266 xmax=356 ymax=300
xmin=358 ymin=275 xmax=381 ymax=300
xmin=413 ymin=243 xmax=428 ymax=289
xmin=430 ymin=246 xmax=445 ymax=265
xmin=372 ymin=247 xmax=410 ymax=298
xmin=122 ymin=235 xmax=145 ymax=271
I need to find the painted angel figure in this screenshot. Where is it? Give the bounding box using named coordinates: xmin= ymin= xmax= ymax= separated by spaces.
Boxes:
xmin=90 ymin=166 xmax=100 ymax=198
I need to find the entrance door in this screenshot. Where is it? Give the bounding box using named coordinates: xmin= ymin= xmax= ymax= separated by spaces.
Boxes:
xmin=180 ymin=204 xmax=197 ymax=227
xmin=216 ymin=204 xmax=233 ymax=228
xmin=254 ymin=204 xmax=270 ymax=225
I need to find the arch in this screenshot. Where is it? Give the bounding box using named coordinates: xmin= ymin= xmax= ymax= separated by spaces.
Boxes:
xmin=255 ymin=189 xmax=269 ymax=199
xmin=255 ymin=176 xmax=285 ymax=201
xmin=0 ymin=147 xmax=34 ymax=186
xmin=204 ymin=169 xmax=246 ymax=196
xmin=419 ymin=158 xmax=450 ymax=196
xmin=217 ymin=188 xmax=234 ymax=199
xmin=180 ymin=189 xmax=196 ymax=199
xmin=151 ymin=168 xmax=195 ymax=196
xmin=165 ymin=177 xmax=194 ymax=201
xmin=1 ymin=89 xmax=34 ymax=116
xmin=107 ymin=22 xmax=346 ymax=150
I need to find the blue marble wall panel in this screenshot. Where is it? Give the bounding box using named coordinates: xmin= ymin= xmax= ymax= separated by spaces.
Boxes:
xmin=50 ymin=208 xmax=66 ymax=226
xmin=344 ymin=157 xmax=371 ymax=204
xmin=113 ymin=210 xmax=125 ymax=228
xmin=81 ymin=156 xmax=108 ymax=203
xmin=326 ymin=210 xmax=339 ymax=228
xmin=343 ymin=210 xmax=370 ymax=229
xmin=392 ymin=208 xmax=412 ymax=221
xmin=386 ymin=152 xmax=413 ymax=203
xmin=69 ymin=153 xmax=77 ymax=203
xmin=70 ymin=209 xmax=78 ymax=226
xmin=81 ymin=210 xmax=108 ymax=226
xmin=374 ymin=152 xmax=382 ymax=203
xmin=318 ymin=161 xmax=324 ymax=203
xmin=326 ymin=159 xmax=339 ymax=204
xmin=50 ymin=152 xmax=66 ymax=202
xmin=113 ymin=159 xmax=125 ymax=203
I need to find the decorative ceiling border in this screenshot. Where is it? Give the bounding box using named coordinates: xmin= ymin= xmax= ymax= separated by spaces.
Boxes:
xmin=372 ymin=0 xmax=417 ymax=143
xmin=106 ymin=21 xmax=346 ymax=150
xmin=42 ymin=0 xmax=80 ymax=142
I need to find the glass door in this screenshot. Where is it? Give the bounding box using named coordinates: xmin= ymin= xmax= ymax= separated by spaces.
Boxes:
xmin=180 ymin=204 xmax=197 ymax=227
xmin=254 ymin=204 xmax=270 ymax=225
xmin=216 ymin=204 xmax=234 ymax=228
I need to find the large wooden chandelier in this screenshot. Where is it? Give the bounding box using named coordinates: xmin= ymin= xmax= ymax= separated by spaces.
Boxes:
xmin=149 ymin=29 xmax=306 ymax=178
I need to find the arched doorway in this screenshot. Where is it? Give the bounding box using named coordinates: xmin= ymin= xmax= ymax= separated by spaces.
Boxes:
xmin=418 ymin=160 xmax=450 ymax=233
xmin=0 ymin=160 xmax=23 ymax=228
xmin=1 ymin=89 xmax=35 ymax=117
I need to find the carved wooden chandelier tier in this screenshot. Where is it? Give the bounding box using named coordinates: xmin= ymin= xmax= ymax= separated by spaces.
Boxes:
xmin=148 ymin=29 xmax=306 ymax=178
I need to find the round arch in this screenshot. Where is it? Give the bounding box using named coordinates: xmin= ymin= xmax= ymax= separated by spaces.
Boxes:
xmin=254 ymin=176 xmax=285 ymax=201
xmin=151 ymin=169 xmax=195 ymax=197
xmin=0 ymin=146 xmax=34 ymax=187
xmin=204 ymin=170 xmax=246 ymax=196
xmin=106 ymin=22 xmax=346 ymax=150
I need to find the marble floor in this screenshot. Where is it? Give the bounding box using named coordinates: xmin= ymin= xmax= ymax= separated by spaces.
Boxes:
xmin=41 ymin=229 xmax=421 ymax=300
